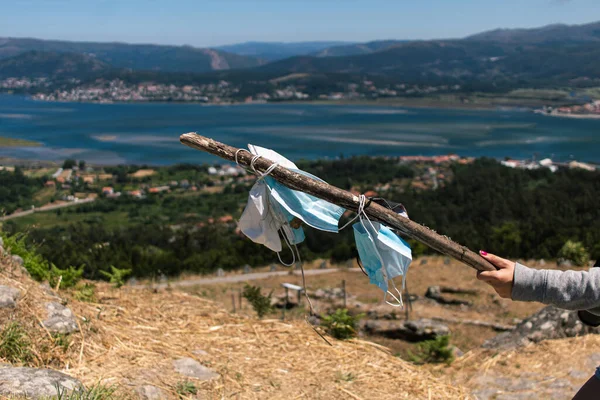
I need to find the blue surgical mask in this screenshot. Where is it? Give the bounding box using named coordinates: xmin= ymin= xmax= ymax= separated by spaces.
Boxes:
xmin=265 ymin=171 xmax=345 ymax=233
xmin=353 ymin=218 xmax=412 ymax=307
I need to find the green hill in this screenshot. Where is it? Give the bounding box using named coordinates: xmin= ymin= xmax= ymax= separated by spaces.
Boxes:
xmin=0 ymin=37 xmax=265 ymax=73
xmin=466 ymin=21 xmax=600 ymax=44
xmin=0 ymin=51 xmax=112 ymax=79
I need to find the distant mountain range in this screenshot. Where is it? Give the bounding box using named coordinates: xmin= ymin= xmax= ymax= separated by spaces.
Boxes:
xmin=466 ymin=21 xmax=600 ymax=43
xmin=0 ymin=51 xmax=112 ymax=80
xmin=1 ymin=21 xmax=599 ymax=89
xmin=0 ymin=37 xmax=265 ymax=73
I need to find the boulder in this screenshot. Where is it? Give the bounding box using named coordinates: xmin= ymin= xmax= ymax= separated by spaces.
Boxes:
xmin=137 ymin=385 xmax=166 ymax=400
xmin=0 ymin=286 xmax=20 ymax=308
xmin=0 ymin=367 xmax=83 ymax=398
xmin=43 ymin=302 xmax=79 ymax=334
xmin=483 ymin=305 xmax=600 ymax=350
xmin=173 ymin=357 xmax=219 ymax=380
xmin=362 ymin=319 xmax=449 ymax=342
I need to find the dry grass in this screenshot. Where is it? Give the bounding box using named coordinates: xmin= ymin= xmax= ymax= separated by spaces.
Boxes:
xmin=0 ymin=254 xmax=471 ymax=399
xmin=448 ymin=335 xmax=600 ymax=395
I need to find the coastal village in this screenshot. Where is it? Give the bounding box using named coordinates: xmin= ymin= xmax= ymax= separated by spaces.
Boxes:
xmin=537 ymin=100 xmax=600 ymax=118
xmin=1 ymin=76 xmax=464 ymax=104
xmin=1 ymin=153 xmax=597 ymax=221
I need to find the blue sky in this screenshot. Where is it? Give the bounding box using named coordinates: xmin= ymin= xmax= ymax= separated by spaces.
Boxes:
xmin=1 ymin=0 xmax=598 ymax=47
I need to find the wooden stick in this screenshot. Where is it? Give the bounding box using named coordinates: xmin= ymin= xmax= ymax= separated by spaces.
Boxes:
xmin=180 ymin=132 xmax=495 ymax=272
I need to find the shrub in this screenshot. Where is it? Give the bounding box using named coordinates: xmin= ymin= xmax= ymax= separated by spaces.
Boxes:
xmin=73 ymin=283 xmax=97 ymax=303
xmin=0 ymin=322 xmax=33 ymax=365
xmin=175 ymin=380 xmax=198 ymax=397
xmin=242 ymin=284 xmax=272 ymax=318
xmin=408 ymin=335 xmax=454 ymax=365
xmin=1 ymin=233 xmax=50 ymax=281
xmin=321 ymin=309 xmax=363 ymax=340
xmin=49 ymin=265 xmax=85 ymax=290
xmin=557 ymin=240 xmax=590 ymax=267
xmin=54 ymin=383 xmax=118 ymax=400
xmin=100 ymin=266 xmax=132 ymax=288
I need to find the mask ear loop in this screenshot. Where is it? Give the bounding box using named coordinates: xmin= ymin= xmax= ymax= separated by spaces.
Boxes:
xmin=384 ymin=279 xmax=404 ymax=308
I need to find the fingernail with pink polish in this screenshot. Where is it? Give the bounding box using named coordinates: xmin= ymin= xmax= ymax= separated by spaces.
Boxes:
xmin=480 ymin=250 xmax=488 ymax=256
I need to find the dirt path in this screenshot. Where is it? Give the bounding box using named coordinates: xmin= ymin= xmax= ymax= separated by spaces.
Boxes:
xmin=131 ymin=268 xmax=361 ymax=290
xmin=0 ymin=198 xmax=95 ymax=221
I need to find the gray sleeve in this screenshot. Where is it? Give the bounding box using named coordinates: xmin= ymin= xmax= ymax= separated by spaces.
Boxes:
xmin=512 ymin=262 xmax=600 ymax=311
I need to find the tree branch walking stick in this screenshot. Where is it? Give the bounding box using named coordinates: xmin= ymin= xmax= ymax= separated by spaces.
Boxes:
xmin=180 ymin=132 xmax=496 ymax=272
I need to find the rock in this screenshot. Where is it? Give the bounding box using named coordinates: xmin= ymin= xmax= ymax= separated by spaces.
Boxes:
xmin=137 ymin=385 xmax=166 ymax=400
xmin=216 ymin=268 xmax=224 ymax=277
xmin=173 ymin=357 xmax=219 ymax=380
xmin=11 ymin=255 xmax=23 ymax=266
xmin=483 ymin=305 xmax=600 ymax=350
xmin=450 ymin=345 xmax=464 ymax=358
xmin=362 ymin=319 xmax=449 ymax=342
xmin=43 ymin=302 xmax=79 ymax=334
xmin=39 ymin=283 xmax=63 ymax=302
xmin=0 ymin=236 xmax=3 ymax=248
xmin=0 ymin=286 xmax=20 ymax=308
xmin=425 ymin=286 xmax=441 ymax=298
xmin=0 ymin=367 xmax=83 ymax=398
xmin=557 ymin=258 xmax=573 ymax=268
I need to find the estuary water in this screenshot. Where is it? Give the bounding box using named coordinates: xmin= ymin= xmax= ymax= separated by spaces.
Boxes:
xmin=0 ymin=95 xmax=599 ymax=165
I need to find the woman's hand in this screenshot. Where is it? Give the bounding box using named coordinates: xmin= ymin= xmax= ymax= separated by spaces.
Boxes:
xmin=476 ymin=251 xmax=515 ymax=299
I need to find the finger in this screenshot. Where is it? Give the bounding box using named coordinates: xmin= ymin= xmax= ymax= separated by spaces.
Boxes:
xmin=477 ymin=270 xmax=500 ymax=282
xmin=480 ymin=251 xmax=512 ymax=269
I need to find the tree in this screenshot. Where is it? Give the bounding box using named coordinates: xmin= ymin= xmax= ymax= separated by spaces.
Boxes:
xmin=62 ymin=159 xmax=76 ymax=169
xmin=78 ymin=160 xmax=86 ymax=170
xmin=557 ymin=240 xmax=590 ymax=267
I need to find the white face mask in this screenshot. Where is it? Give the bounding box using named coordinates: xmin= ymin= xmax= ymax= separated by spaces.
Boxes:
xmin=248 ymin=144 xmax=345 ymax=233
xmin=238 ymin=180 xmax=283 ymax=252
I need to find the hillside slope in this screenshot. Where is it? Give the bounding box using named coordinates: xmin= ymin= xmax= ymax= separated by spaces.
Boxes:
xmin=0 ymin=51 xmax=112 ymax=79
xmin=0 ymin=252 xmax=467 ymax=399
xmin=0 ymin=37 xmax=265 ymax=73
xmin=467 ymin=21 xmax=600 ymax=44
xmin=255 ymin=39 xmax=600 ymax=86
xmin=216 ymin=41 xmax=354 ymax=61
